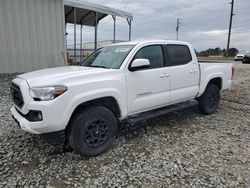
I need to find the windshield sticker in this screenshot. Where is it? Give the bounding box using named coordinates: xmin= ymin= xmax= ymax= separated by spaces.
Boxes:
xmin=115 ymin=48 xmax=130 ymax=53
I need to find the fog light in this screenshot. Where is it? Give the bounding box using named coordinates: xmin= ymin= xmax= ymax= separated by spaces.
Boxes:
xmin=36 ymin=112 xmax=43 ymax=121
xmin=26 ymin=110 xmax=43 ymax=122
xmin=15 ymin=108 xmax=43 ymax=122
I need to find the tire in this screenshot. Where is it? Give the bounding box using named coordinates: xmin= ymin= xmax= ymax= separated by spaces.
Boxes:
xmin=197 ymin=84 xmax=220 ymax=115
xmin=68 ymin=106 xmax=118 ymax=157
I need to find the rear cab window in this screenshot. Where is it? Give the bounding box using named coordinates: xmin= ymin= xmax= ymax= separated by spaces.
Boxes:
xmin=165 ymin=45 xmax=192 ymax=66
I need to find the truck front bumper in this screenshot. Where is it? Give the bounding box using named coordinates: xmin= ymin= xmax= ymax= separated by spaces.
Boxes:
xmin=11 ymin=106 xmax=41 ymax=134
xmin=11 ymin=106 xmax=66 ymax=144
xmin=10 ymin=105 xmax=65 ymax=134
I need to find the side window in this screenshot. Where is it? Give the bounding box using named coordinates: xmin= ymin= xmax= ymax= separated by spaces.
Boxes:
xmin=166 ymin=45 xmax=192 ymax=66
xmin=133 ymin=45 xmax=164 ymax=69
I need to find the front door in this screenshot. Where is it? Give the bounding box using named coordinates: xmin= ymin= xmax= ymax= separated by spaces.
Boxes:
xmin=125 ymin=45 xmax=171 ymax=114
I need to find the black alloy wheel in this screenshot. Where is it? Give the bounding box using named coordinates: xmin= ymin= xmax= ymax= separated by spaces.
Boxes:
xmin=68 ymin=106 xmax=118 ymax=157
xmin=197 ymin=84 xmax=220 ymax=115
xmin=84 ymin=118 xmax=110 ymax=148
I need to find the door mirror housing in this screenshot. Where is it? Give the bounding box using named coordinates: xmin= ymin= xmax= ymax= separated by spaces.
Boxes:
xmin=129 ymin=59 xmax=150 ymax=71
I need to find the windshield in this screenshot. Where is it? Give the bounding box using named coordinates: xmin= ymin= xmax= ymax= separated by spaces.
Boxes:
xmin=80 ymin=45 xmax=134 ymax=69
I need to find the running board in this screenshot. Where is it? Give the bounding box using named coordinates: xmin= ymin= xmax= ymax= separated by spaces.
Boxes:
xmin=125 ymin=100 xmax=198 ymax=124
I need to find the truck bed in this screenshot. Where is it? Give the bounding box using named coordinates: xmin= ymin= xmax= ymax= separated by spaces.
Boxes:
xmin=197 ymin=62 xmax=232 ymax=97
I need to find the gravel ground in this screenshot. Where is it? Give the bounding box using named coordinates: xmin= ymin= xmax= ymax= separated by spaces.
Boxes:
xmin=0 ymin=64 xmax=249 ymax=187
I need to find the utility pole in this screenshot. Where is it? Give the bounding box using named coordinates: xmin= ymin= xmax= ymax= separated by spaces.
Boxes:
xmin=226 ymin=0 xmax=235 ymax=57
xmin=176 ymin=18 xmax=181 ymax=40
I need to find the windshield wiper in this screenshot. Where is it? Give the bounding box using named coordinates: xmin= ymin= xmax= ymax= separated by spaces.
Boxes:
xmin=85 ymin=65 xmax=108 ymax=69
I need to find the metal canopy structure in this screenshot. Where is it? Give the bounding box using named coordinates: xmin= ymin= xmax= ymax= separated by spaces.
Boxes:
xmin=64 ymin=0 xmax=133 ymax=63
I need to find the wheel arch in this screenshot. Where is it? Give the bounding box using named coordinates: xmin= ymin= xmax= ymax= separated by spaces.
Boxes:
xmin=207 ymin=77 xmax=222 ymax=90
xmin=65 ymin=96 xmax=122 ymax=135
xmin=197 ymin=76 xmax=223 ymax=97
xmin=70 ymin=96 xmax=121 ymax=118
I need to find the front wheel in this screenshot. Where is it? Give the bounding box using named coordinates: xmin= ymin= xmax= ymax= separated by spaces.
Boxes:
xmin=68 ymin=106 xmax=118 ymax=157
xmin=197 ymin=84 xmax=220 ymax=115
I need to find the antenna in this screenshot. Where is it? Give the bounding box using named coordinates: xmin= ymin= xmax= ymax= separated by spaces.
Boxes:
xmin=176 ymin=18 xmax=181 ymax=40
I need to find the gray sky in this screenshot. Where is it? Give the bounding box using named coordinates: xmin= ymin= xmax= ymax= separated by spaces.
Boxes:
xmin=66 ymin=0 xmax=250 ymax=51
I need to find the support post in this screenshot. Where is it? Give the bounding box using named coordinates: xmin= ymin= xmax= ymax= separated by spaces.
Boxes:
xmin=226 ymin=0 xmax=234 ymax=57
xmin=127 ymin=18 xmax=132 ymax=41
xmin=80 ymin=25 xmax=83 ymax=62
xmin=112 ymin=15 xmax=116 ymax=43
xmin=74 ymin=7 xmax=77 ymax=64
xmin=94 ymin=12 xmax=98 ymax=50
xmin=65 ymin=23 xmax=67 ymax=48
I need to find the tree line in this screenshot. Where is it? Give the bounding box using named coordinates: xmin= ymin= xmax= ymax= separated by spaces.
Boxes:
xmin=197 ymin=47 xmax=238 ymax=57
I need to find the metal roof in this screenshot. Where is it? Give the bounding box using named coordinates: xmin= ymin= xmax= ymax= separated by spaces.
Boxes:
xmin=64 ymin=0 xmax=133 ymax=26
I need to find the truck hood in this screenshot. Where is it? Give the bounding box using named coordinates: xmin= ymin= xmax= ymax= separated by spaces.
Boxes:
xmin=18 ymin=66 xmax=114 ymax=87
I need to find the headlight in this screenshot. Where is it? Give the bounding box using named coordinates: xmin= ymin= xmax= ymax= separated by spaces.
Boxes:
xmin=30 ymin=86 xmax=67 ymax=101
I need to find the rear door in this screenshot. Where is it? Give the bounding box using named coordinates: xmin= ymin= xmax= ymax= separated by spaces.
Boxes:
xmin=125 ymin=45 xmax=171 ymax=114
xmin=164 ymin=44 xmax=199 ymax=103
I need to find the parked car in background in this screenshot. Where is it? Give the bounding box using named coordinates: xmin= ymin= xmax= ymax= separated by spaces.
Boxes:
xmin=235 ymin=51 xmax=249 ymax=61
xmin=242 ymin=52 xmax=250 ymax=64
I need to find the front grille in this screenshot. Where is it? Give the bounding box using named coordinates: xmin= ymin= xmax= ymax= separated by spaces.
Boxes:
xmin=10 ymin=83 xmax=24 ymax=108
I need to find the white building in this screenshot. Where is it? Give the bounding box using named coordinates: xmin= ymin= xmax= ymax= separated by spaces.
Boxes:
xmin=0 ymin=0 xmax=133 ymax=73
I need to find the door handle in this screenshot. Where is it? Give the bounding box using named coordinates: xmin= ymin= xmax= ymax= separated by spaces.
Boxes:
xmin=160 ymin=73 xmax=170 ymax=78
xmin=189 ymin=69 xmax=197 ymax=73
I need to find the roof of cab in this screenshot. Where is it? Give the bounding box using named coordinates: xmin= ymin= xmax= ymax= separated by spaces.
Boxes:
xmin=108 ymin=40 xmax=190 ymax=47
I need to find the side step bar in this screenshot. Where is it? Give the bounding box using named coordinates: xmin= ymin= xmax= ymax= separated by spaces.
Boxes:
xmin=125 ymin=100 xmax=198 ymax=124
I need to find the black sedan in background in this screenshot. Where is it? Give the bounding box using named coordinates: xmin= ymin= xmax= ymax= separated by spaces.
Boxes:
xmin=242 ymin=53 xmax=250 ymax=64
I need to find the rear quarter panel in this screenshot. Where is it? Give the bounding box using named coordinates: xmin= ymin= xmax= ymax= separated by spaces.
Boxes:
xmin=197 ymin=62 xmax=232 ymax=97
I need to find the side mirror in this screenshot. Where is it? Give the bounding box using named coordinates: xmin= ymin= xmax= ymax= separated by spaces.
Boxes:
xmin=129 ymin=59 xmax=150 ymax=71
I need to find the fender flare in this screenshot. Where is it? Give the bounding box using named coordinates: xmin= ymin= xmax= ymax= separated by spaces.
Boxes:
xmin=62 ymin=88 xmax=127 ymax=127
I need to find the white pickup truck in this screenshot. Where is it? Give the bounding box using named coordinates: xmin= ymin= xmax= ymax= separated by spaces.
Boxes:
xmin=10 ymin=40 xmax=233 ymax=156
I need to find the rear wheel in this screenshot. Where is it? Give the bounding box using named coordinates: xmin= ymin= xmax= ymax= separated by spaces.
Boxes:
xmin=197 ymin=84 xmax=220 ymax=115
xmin=68 ymin=106 xmax=118 ymax=157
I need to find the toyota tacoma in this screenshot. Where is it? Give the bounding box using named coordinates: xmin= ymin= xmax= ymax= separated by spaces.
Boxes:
xmin=10 ymin=40 xmax=233 ymax=156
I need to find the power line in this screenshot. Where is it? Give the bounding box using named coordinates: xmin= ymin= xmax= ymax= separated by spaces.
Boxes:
xmin=236 ymin=12 xmax=250 ymax=16
xmin=181 ymin=18 xmax=228 ymax=26
xmin=232 ymin=30 xmax=250 ymax=34
xmin=226 ymin=0 xmax=235 ymax=57
xmin=181 ymin=14 xmax=231 ymax=27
